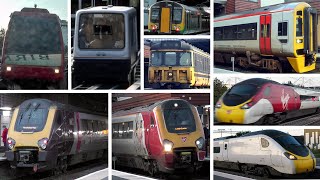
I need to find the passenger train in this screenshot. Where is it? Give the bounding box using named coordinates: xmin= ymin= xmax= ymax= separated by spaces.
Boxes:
xmin=214 ymin=2 xmax=318 ymax=73
xmin=1 ymin=7 xmax=65 ymax=89
xmin=214 ymin=130 xmax=316 ymax=177
xmin=112 ymin=99 xmax=206 ymax=176
xmin=148 ymin=1 xmax=210 ymax=34
xmin=148 ymin=40 xmax=210 ymax=89
xmin=72 ymin=6 xmax=139 ymax=85
xmin=215 ymin=78 xmax=320 ymax=124
xmin=5 ymin=99 xmax=108 ymax=174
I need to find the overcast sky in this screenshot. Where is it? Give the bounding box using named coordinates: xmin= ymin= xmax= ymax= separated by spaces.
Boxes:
xmin=261 ymin=0 xmax=285 ymax=7
xmin=0 ymin=0 xmax=67 ymax=29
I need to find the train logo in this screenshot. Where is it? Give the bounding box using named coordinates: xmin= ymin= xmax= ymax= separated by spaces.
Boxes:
xmin=281 ymin=89 xmax=290 ymax=110
xmin=181 ymin=137 xmax=187 ymax=142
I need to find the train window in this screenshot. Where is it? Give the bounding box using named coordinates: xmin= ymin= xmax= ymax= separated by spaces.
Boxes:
xmin=297 ymin=11 xmax=302 ymax=16
xmin=119 ymin=123 xmax=124 ymax=138
xmin=128 ymin=122 xmax=133 ymax=138
xmin=88 ymin=121 xmax=93 ymax=133
xmin=237 ymin=23 xmax=257 ymax=40
xmin=214 ymin=147 xmax=220 ymax=153
xmin=223 ymin=26 xmax=236 ymax=40
xmin=165 ymin=52 xmax=177 ymax=66
xmin=266 ymin=24 xmax=270 ymax=38
xmin=150 ymin=8 xmax=160 ymax=23
xmin=296 ymin=18 xmax=303 ymax=37
xmin=179 ymin=52 xmax=192 ymax=66
xmin=261 ymin=138 xmax=269 ymax=148
xmin=150 ymin=116 xmax=155 ymax=126
xmin=278 ymin=22 xmax=288 ymax=36
xmin=81 ymin=119 xmax=88 ymax=132
xmin=214 ymin=27 xmax=223 ymax=40
xmin=81 ymin=0 xmax=92 ymax=9
xmin=150 ymin=52 xmax=162 ymax=66
xmin=92 ymin=121 xmax=98 ymax=132
xmin=78 ymin=13 xmax=125 ymax=49
xmin=264 ymin=87 xmax=271 ymax=97
xmin=123 ymin=122 xmax=128 ymax=138
xmin=173 ymin=8 xmax=182 ymax=23
xmin=224 ymin=144 xmax=227 ymax=150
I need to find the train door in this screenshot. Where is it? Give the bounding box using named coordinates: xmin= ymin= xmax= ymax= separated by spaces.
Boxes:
xmin=260 ymin=15 xmax=272 ymax=55
xmin=147 ymin=113 xmax=157 ymax=156
xmin=222 ymin=141 xmax=228 ymax=161
xmin=160 ymin=7 xmax=171 ymax=33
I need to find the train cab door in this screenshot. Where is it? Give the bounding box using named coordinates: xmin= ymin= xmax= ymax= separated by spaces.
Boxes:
xmin=146 ymin=112 xmax=157 ymax=156
xmin=260 ymin=15 xmax=272 ymax=55
xmin=160 ymin=7 xmax=171 ymax=33
xmin=222 ymin=142 xmax=229 ymax=161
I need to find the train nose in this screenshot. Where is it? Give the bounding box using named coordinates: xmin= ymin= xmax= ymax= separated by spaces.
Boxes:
xmin=294 ymin=158 xmax=315 ymax=174
xmin=215 ymin=106 xmax=245 ymax=124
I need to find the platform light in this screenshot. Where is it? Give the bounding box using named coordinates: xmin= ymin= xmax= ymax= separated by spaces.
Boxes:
xmin=6 ymin=66 xmax=12 ymax=72
xmin=54 ymin=69 xmax=60 ymax=74
xmin=0 ymin=107 xmax=12 ymax=111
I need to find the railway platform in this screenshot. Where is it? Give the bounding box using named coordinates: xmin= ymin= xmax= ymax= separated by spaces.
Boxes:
xmin=214 ymin=171 xmax=254 ymax=180
xmin=0 ymin=147 xmax=6 ymax=162
xmin=76 ymin=168 xmax=156 ymax=180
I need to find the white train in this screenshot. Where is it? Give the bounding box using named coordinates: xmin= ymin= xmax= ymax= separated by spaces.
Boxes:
xmin=214 ymin=2 xmax=318 ymax=73
xmin=214 ymin=130 xmax=316 ymax=177
xmin=73 ymin=5 xmax=139 ymax=85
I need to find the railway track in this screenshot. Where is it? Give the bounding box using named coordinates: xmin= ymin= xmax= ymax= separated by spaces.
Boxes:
xmin=281 ymin=113 xmax=320 ymax=126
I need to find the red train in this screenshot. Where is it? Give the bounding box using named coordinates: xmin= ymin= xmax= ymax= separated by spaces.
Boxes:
xmin=112 ymin=99 xmax=206 ymax=176
xmin=215 ymin=78 xmax=320 ymax=124
xmin=1 ymin=7 xmax=65 ymax=89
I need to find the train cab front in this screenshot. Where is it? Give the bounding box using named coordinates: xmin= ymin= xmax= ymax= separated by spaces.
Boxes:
xmin=157 ymin=100 xmax=206 ymax=173
xmin=5 ymin=99 xmax=56 ymax=173
xmin=73 ymin=7 xmax=137 ymax=83
xmin=148 ymin=41 xmax=193 ymax=89
xmin=215 ymin=81 xmax=262 ymax=124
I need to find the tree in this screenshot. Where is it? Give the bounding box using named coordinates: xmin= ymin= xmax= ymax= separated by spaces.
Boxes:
xmin=214 ymin=78 xmax=228 ymax=105
xmin=0 ymin=28 xmax=6 ymax=55
xmin=236 ymin=131 xmax=251 ymax=137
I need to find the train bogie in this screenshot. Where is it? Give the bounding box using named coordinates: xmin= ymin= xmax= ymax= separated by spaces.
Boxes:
xmin=73 ymin=6 xmax=139 ymax=84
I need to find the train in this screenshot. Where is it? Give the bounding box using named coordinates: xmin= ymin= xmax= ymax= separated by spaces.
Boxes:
xmin=112 ymin=99 xmax=206 ymax=176
xmin=214 ymin=130 xmax=316 ymax=177
xmin=72 ymin=6 xmax=139 ymax=85
xmin=1 ymin=7 xmax=65 ymax=89
xmin=148 ymin=40 xmax=210 ymax=89
xmin=214 ymin=2 xmax=318 ymax=73
xmin=215 ymin=78 xmax=320 ymax=124
xmin=148 ymin=1 xmax=210 ymax=34
xmin=5 ymin=99 xmax=108 ymax=174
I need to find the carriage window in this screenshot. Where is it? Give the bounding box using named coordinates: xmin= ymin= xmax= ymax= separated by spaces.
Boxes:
xmin=87 ymin=121 xmax=93 ymax=133
xmin=128 ymin=122 xmax=133 ymax=138
xmin=296 ymin=18 xmax=303 ymax=37
xmin=214 ymin=27 xmax=223 ymax=40
xmin=214 ymin=147 xmax=220 ymax=153
xmin=118 ymin=123 xmax=124 ymax=138
xmin=224 ymin=144 xmax=227 ymax=150
xmin=179 ymin=52 xmax=191 ymax=66
xmin=261 ymin=138 xmax=269 ymax=148
xmin=112 ymin=123 xmax=119 ymax=138
xmin=78 ymin=13 xmax=125 ymax=49
xmin=278 ymin=22 xmax=288 ymax=36
xmin=223 ymin=26 xmax=236 ymax=40
xmin=237 ymin=23 xmax=257 ymax=40
xmin=123 ymin=122 xmax=128 ymax=138
xmin=92 ymin=121 xmax=98 ymax=132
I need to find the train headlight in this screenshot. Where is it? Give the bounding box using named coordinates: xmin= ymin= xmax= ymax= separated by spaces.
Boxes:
xmin=241 ymin=102 xmax=254 ymax=109
xmin=163 ymin=139 xmax=174 ymax=152
xmin=284 ymin=152 xmax=297 ymax=160
xmin=54 ymin=69 xmax=60 ymax=74
xmin=296 ymin=39 xmax=303 ymax=44
xmin=38 ymin=138 xmax=49 ymax=150
xmin=195 ymin=137 xmax=205 ymax=150
xmin=7 ymin=138 xmax=16 ymax=150
xmin=168 ymin=72 xmax=173 ymax=77
xmin=215 ymin=101 xmax=222 ymax=109
xmin=6 ymin=66 xmax=12 ymax=72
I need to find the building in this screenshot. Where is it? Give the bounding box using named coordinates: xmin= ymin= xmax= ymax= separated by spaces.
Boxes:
xmin=305 ymin=129 xmax=320 ymax=150
xmin=215 ymin=0 xmax=261 ymax=16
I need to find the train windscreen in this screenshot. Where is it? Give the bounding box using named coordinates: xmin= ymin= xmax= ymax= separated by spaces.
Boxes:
xmin=5 ymin=15 xmax=62 ymax=66
xmin=78 ymin=13 xmax=125 ymax=49
xmin=274 ymin=135 xmax=309 ymax=157
xmin=14 ymin=100 xmax=50 ymax=133
xmin=162 ymin=100 xmax=196 ymax=134
xmin=150 ymin=7 xmax=160 ymax=23
xmin=223 ymin=84 xmax=258 ymax=106
xmin=150 ymin=51 xmax=191 ymax=66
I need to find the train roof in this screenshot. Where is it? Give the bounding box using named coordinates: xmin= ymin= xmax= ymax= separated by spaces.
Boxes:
xmin=215 ymin=2 xmax=308 ymax=22
xmin=215 ymin=130 xmax=290 ymax=141
xmin=113 ymin=99 xmax=193 ymax=117
xmin=152 ymin=1 xmax=201 ymax=13
xmin=236 ymin=78 xmax=280 ymax=86
xmin=77 ymin=5 xmax=135 ymax=13
xmin=150 ymin=40 xmax=209 ymax=55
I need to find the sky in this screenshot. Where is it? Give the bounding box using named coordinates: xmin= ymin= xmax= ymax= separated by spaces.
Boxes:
xmin=0 ymin=0 xmax=68 ymax=29
xmin=261 ymin=0 xmax=285 ymax=7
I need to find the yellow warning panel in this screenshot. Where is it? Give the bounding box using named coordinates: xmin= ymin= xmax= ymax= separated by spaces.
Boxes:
xmin=160 ymin=8 xmax=170 ymax=33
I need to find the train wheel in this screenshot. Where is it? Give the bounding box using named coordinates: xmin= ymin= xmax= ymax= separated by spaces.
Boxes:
xmin=273 ymin=61 xmax=283 ymax=73
xmin=240 ymin=165 xmax=249 ymax=175
xmin=147 ymin=160 xmax=158 ymax=177
xmin=262 ymin=167 xmax=270 ymax=178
